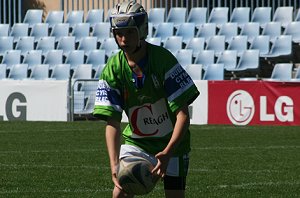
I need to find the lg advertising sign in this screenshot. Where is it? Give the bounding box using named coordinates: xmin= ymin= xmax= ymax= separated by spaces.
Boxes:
xmin=0 ymin=92 xmax=27 ymax=121
xmin=208 ymin=81 xmax=300 ymax=126
xmin=226 ymin=90 xmax=294 ymax=126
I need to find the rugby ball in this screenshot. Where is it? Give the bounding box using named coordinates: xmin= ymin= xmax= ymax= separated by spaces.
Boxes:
xmin=117 ymin=156 xmax=159 ymax=195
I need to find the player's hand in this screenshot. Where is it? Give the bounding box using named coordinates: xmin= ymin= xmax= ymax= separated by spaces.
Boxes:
xmin=112 ymin=173 xmax=122 ymax=190
xmin=152 ymin=151 xmax=171 ymax=178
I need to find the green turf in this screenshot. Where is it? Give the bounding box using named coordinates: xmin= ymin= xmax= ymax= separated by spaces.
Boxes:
xmin=1 ymin=122 xmax=300 ymax=197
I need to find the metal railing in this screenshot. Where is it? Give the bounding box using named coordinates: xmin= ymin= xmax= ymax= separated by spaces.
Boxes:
xmin=0 ymin=0 xmax=22 ymax=25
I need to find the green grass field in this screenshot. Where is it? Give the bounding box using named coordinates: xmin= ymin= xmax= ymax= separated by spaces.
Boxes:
xmin=1 ymin=121 xmax=300 ymax=197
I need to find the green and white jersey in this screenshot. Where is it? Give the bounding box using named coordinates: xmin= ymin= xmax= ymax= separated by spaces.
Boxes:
xmin=93 ymin=43 xmax=199 ymax=156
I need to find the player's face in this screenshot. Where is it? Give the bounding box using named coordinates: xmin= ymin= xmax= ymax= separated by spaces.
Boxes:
xmin=114 ymin=28 xmax=139 ymax=54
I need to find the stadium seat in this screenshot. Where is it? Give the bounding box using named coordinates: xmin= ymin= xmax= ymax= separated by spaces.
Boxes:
xmin=187 ymin=7 xmax=207 ymax=28
xmin=283 ymin=21 xmax=300 ymax=44
xmin=30 ymin=23 xmax=49 ymax=43
xmin=205 ymin=35 xmax=225 ymax=56
xmin=91 ymin=22 xmax=111 ymax=45
xmin=184 ymin=64 xmax=202 ymax=80
xmin=249 ymin=35 xmax=270 ymax=56
xmin=175 ymin=22 xmax=196 ymax=45
xmin=23 ymin=9 xmax=43 ymax=28
xmin=196 ymin=23 xmax=216 ymax=42
xmin=10 ymin=23 xmax=29 ymax=43
xmin=73 ymin=91 xmax=86 ymax=114
xmin=15 ymin=36 xmax=35 ymax=56
xmin=194 ymin=50 xmax=215 ymax=70
xmin=77 ymin=36 xmax=98 ymax=55
xmin=80 ymin=95 xmax=96 ymax=114
xmin=166 ymin=7 xmax=187 ymax=28
xmin=71 ymin=23 xmax=90 ymax=43
xmin=251 ymin=7 xmax=272 ymax=28
xmin=227 ymin=35 xmax=248 ymax=56
xmin=291 ymin=67 xmax=300 ymax=81
xmin=175 ymin=49 xmax=193 ymax=68
xmin=30 ymin=64 xmax=49 ymax=80
xmin=202 ymin=63 xmax=224 ymax=80
xmin=8 ymin=64 xmax=28 ymax=80
xmin=217 ymin=22 xmax=238 ymax=43
xmin=85 ymin=49 xmax=106 ymax=70
xmin=0 ymin=64 xmax=6 ymax=79
xmin=261 ymin=22 xmax=282 ymax=42
xmin=64 ymin=50 xmax=85 ymax=70
xmin=163 ymin=36 xmax=183 ymax=54
xmin=35 ymin=36 xmax=56 ymax=56
xmin=295 ymin=9 xmax=300 ymax=22
xmin=229 ymin=50 xmax=260 ymax=73
xmin=85 ymin=9 xmax=104 ymax=29
xmin=0 ymin=24 xmax=10 ymax=37
xmin=65 ymin=10 xmax=84 ymax=31
xmin=43 ymin=50 xmax=64 ymax=68
xmin=148 ymin=22 xmax=153 ymax=38
xmin=208 ymin=7 xmax=229 ymax=28
xmin=185 ymin=37 xmax=205 ymax=58
xmin=72 ymin=64 xmax=92 ymax=79
xmin=45 ymin=11 xmax=64 ymax=30
xmin=50 ymin=64 xmax=71 ymax=80
xmin=99 ymin=37 xmax=119 ymax=58
xmin=104 ymin=8 xmax=113 ymax=22
xmin=272 ymin=6 xmax=293 ymax=28
xmin=56 ymin=36 xmax=76 ymax=56
xmin=50 ymin=23 xmax=70 ymax=43
xmin=1 ymin=50 xmax=22 ymax=70
xmin=216 ymin=50 xmax=237 ymax=70
xmin=146 ymin=37 xmax=161 ymax=46
xmin=148 ymin=8 xmax=166 ymax=29
xmin=0 ymin=36 xmax=14 ymax=56
xmin=93 ymin=64 xmax=106 ymax=79
xmin=239 ymin=22 xmax=260 ymax=43
xmin=230 ymin=7 xmax=250 ymax=28
xmin=22 ymin=50 xmax=43 ymax=68
xmin=261 ymin=35 xmax=292 ymax=60
xmin=265 ymin=63 xmax=293 ymax=81
xmin=153 ymin=22 xmax=174 ymax=43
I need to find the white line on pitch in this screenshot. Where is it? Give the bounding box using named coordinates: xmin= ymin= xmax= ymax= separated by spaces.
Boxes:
xmin=192 ymin=145 xmax=300 ymax=150
xmin=208 ymin=181 xmax=300 ymax=189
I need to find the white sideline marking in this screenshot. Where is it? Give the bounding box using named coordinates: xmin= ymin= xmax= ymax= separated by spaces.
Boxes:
xmin=192 ymin=145 xmax=300 ymax=150
xmin=0 ymin=188 xmax=112 ymax=194
xmin=209 ymin=181 xmax=300 ymax=189
xmin=189 ymin=168 xmax=279 ymax=173
xmin=0 ymin=129 xmax=93 ymax=134
xmin=0 ymin=149 xmax=100 ymax=154
xmin=0 ymin=163 xmax=110 ymax=170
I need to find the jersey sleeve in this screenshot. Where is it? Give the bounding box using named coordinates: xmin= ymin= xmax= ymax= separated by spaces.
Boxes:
xmin=150 ymin=46 xmax=200 ymax=113
xmin=93 ymin=58 xmax=123 ymax=122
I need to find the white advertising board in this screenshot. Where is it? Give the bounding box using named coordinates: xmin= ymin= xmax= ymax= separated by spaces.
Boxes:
xmin=0 ymin=80 xmax=68 ymax=121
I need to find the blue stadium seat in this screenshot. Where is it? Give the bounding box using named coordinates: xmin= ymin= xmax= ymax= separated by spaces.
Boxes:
xmin=148 ymin=8 xmax=166 ymax=29
xmin=265 ymin=63 xmax=293 ymax=81
xmin=1 ymin=50 xmax=22 ymax=70
xmin=251 ymin=7 xmax=271 ymax=28
xmin=217 ymin=22 xmax=238 ymax=43
xmin=185 ymin=37 xmax=205 ymax=58
xmin=23 ymin=9 xmax=43 ymax=28
xmin=91 ymin=22 xmax=111 ymax=45
xmin=64 ymin=50 xmax=85 ymax=70
xmin=22 ymin=50 xmax=43 ymax=69
xmin=0 ymin=36 xmax=14 ymax=56
xmin=36 ymin=36 xmax=56 ymax=56
xmin=50 ymin=64 xmax=71 ymax=80
xmin=194 ymin=50 xmax=215 ymax=70
xmin=216 ymin=50 xmax=237 ymax=70
xmin=93 ymin=64 xmax=106 ymax=79
xmin=261 ymin=22 xmax=282 ymax=42
xmin=65 ymin=10 xmax=84 ymax=31
xmin=175 ymin=22 xmax=196 ymax=45
xmin=272 ymin=6 xmax=293 ymax=28
xmin=10 ymin=23 xmax=29 ymax=43
xmin=50 ymin=23 xmax=70 ymax=43
xmin=30 ymin=23 xmax=49 ymax=43
xmin=230 ymin=49 xmax=260 ymax=72
xmin=227 ymin=35 xmax=248 ymax=57
xmin=153 ymin=22 xmax=174 ymax=43
xmin=239 ymin=22 xmax=260 ymax=43
xmin=15 ymin=36 xmax=35 ymax=56
xmin=175 ymin=49 xmax=193 ymax=68
xmin=72 ymin=64 xmax=92 ymax=79
xmin=85 ymin=9 xmax=104 ymax=30
xmin=43 ymin=50 xmax=64 ymax=68
xmin=203 ymin=63 xmax=224 ymax=80
xmin=0 ymin=64 xmax=6 ymax=79
xmin=205 ymin=35 xmax=225 ymax=56
xmin=187 ymin=7 xmax=207 ymax=28
xmin=184 ymin=64 xmax=202 ymax=80
xmin=283 ymin=21 xmax=300 ymax=44
xmin=8 ymin=64 xmax=28 ymax=80
xmin=56 ymin=36 xmax=76 ymax=56
xmin=45 ymin=11 xmax=64 ymax=30
xmin=163 ymin=36 xmax=183 ymax=54
xmin=166 ymin=7 xmax=187 ymax=28
xmin=85 ymin=49 xmax=106 ymax=70
xmin=77 ymin=36 xmax=98 ymax=55
xmin=0 ymin=24 xmax=10 ymax=37
xmin=261 ymin=35 xmax=292 ymax=59
xmin=99 ymin=38 xmax=119 ymax=58
xmin=249 ymin=35 xmax=270 ymax=56
xmin=208 ymin=7 xmax=229 ymax=28
xmin=30 ymin=64 xmax=49 ymax=80
xmin=196 ymin=23 xmax=216 ymax=42
xmin=146 ymin=37 xmax=161 ymax=46
xmin=230 ymin=7 xmax=250 ymax=28
xmin=71 ymin=23 xmax=90 ymax=43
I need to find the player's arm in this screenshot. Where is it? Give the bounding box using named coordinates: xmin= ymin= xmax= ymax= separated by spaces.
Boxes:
xmin=105 ymin=118 xmax=122 ymax=189
xmin=152 ymin=104 xmax=190 ymax=177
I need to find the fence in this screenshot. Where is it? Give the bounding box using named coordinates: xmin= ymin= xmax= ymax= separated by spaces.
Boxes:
xmin=0 ymin=0 xmax=22 ymax=25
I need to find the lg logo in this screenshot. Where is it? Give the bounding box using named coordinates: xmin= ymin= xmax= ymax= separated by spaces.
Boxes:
xmin=0 ymin=92 xmax=27 ymax=121
xmin=227 ymin=90 xmax=294 ymax=126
